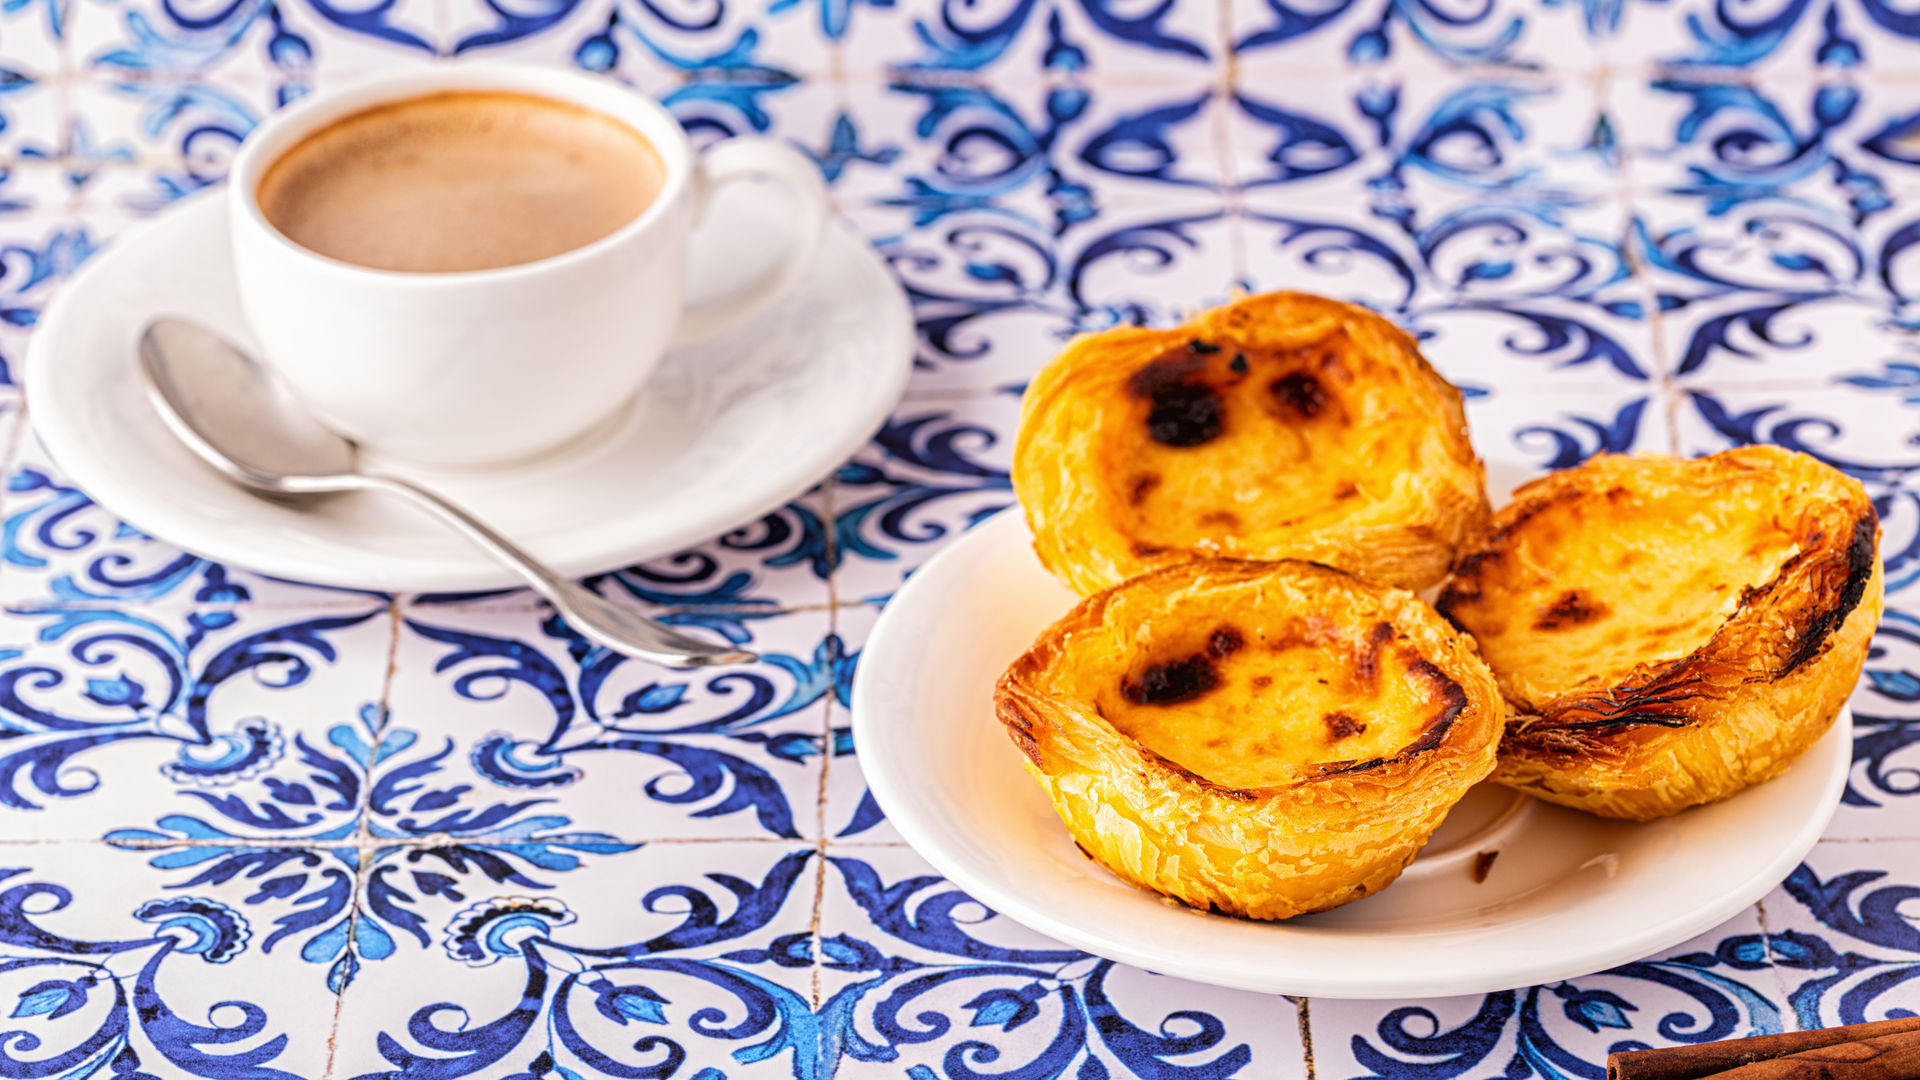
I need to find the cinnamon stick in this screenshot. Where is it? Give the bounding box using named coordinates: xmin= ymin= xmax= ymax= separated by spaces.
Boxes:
xmin=1607 ymin=1017 xmax=1920 ymax=1080
xmin=1708 ymin=1028 xmax=1920 ymax=1080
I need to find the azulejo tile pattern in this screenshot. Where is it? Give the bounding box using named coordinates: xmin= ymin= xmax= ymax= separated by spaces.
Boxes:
xmin=0 ymin=0 xmax=1907 ymax=1075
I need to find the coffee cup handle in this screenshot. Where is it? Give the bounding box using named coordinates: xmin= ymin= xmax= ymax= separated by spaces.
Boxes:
xmin=669 ymin=138 xmax=830 ymax=350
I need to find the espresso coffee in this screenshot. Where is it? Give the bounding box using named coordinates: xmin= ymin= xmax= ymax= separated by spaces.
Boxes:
xmin=256 ymin=90 xmax=666 ymax=273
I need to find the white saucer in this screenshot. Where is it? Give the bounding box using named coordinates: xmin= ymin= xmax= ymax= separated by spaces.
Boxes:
xmin=23 ymin=188 xmax=913 ymax=592
xmin=851 ymin=509 xmax=1851 ymax=998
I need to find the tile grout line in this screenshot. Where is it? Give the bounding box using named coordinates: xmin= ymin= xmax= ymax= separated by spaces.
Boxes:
xmin=806 ymin=596 xmax=843 ymax=1068
xmin=1600 ymin=59 xmax=1684 ymax=454
xmin=1292 ymin=996 xmax=1318 ymax=1080
xmin=1752 ymin=898 xmax=1802 ymax=1030
xmin=319 ymin=597 xmax=404 ymax=1080
xmin=0 ymin=397 xmax=33 ymax=597
xmin=1216 ymin=0 xmax=1247 ymax=289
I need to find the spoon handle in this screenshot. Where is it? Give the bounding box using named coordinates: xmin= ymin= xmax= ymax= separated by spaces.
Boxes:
xmin=361 ymin=473 xmax=757 ymax=668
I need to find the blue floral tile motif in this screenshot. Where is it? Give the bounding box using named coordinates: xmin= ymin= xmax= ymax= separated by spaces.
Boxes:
xmin=0 ymin=588 xmax=391 ymax=840
xmin=1616 ymin=77 xmax=1892 ymax=223
xmin=0 ymin=842 xmax=339 ymax=1077
xmin=837 ymin=0 xmax=1218 ymax=79
xmin=1758 ymin=842 xmax=1920 ymax=1028
xmin=812 ymin=845 xmax=1306 ymax=1079
xmin=0 ymin=223 xmax=100 ymax=380
xmin=331 ymin=842 xmax=821 ymax=1079
xmin=1309 ymin=908 xmax=1789 ymax=1080
xmin=828 ymin=394 xmax=1016 ymax=608
xmin=419 ymin=488 xmax=834 ymax=615
xmin=385 ymin=603 xmax=841 ymax=841
xmin=1832 ymin=608 xmax=1920 ymax=837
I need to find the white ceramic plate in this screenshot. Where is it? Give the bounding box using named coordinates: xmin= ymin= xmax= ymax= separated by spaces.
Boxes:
xmin=23 ymin=186 xmax=913 ymax=592
xmin=851 ymin=509 xmax=1851 ymax=998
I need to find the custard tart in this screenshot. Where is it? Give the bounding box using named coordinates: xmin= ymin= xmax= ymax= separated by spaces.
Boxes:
xmin=1013 ymin=291 xmax=1489 ymax=596
xmin=1437 ymin=447 xmax=1882 ymax=821
xmin=994 ymin=558 xmax=1504 ymax=920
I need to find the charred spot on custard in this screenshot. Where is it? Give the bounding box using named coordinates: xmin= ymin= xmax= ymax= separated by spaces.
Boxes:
xmin=1121 ymin=654 xmax=1218 ymax=706
xmin=1129 ymin=351 xmax=1223 ymax=448
xmin=1324 ymin=711 xmax=1366 ymax=741
xmin=1123 ymin=627 xmax=1242 ymax=705
xmin=1533 ymin=589 xmax=1609 ymax=631
xmin=1208 ymin=627 xmax=1244 ymax=658
xmin=1145 ymin=384 xmax=1223 ymax=447
xmin=1354 ymin=622 xmax=1395 ymax=684
xmin=1128 ymin=474 xmax=1161 ymax=506
xmin=1270 ymin=372 xmax=1327 ymax=419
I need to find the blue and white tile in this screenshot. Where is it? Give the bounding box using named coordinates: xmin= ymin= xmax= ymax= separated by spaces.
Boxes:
xmin=0 ymin=840 xmax=342 ymax=1076
xmin=856 ymin=207 xmax=1082 ymax=397
xmin=1236 ymin=196 xmax=1430 ymax=313
xmin=0 ymin=163 xmax=72 ymax=220
xmin=1467 ymin=383 xmax=1677 ymax=491
xmin=1053 ymin=80 xmax=1230 ymax=208
xmin=596 ymin=0 xmax=834 ymax=85
xmin=1310 ymin=906 xmax=1792 ymax=1080
xmin=408 ymin=484 xmax=835 ymax=615
xmin=1233 ymin=67 xmax=1613 ymax=210
xmin=1671 ymin=380 xmax=1920 ymax=471
xmin=64 ymin=74 xmax=284 ymax=205
xmin=1757 ymin=841 xmax=1920 ymax=1028
xmin=594 ymin=493 xmax=837 ymax=615
xmin=440 ymin=0 xmax=617 ymax=69
xmin=839 ymin=78 xmax=1094 ymax=239
xmin=814 ymin=844 xmax=1308 ymax=1079
xmin=1228 ymin=0 xmax=1596 ymax=73
xmin=1615 ymin=75 xmax=1893 ymax=222
xmin=1057 ymin=193 xmax=1239 ymax=327
xmin=842 ymin=0 xmax=1220 ymax=83
xmin=1224 ymin=67 xmax=1380 ymax=202
xmin=0 ymin=214 xmax=101 ymax=375
xmin=1597 ymin=0 xmax=1866 ymax=71
xmin=330 ymin=841 xmax=823 ymax=1077
xmin=826 ymin=392 xmax=1016 ymax=609
xmin=385 ymin=602 xmax=836 ymax=841
xmin=67 ymin=0 xmax=316 ymax=95
xmin=817 ymin=600 xmax=884 ymax=844
xmin=0 ymin=588 xmax=391 ymax=842
xmin=1833 ymin=609 xmax=1920 ymax=839
xmin=1410 ymin=291 xmax=1660 ymax=392
xmin=0 ymin=430 xmax=389 ymax=610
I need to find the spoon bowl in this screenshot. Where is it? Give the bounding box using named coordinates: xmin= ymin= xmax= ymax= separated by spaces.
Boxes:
xmin=138 ymin=317 xmax=755 ymax=668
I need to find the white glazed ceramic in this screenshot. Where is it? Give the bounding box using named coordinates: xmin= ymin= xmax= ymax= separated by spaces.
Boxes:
xmin=850 ymin=509 xmax=1853 ymax=998
xmin=25 ymin=188 xmax=910 ymax=592
xmin=228 ymin=64 xmax=829 ymax=467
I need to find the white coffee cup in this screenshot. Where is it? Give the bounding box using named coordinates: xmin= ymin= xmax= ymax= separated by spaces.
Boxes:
xmin=228 ymin=64 xmax=829 ymax=468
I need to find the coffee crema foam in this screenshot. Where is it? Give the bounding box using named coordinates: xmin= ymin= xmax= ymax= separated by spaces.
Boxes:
xmin=257 ymin=90 xmax=666 ymax=273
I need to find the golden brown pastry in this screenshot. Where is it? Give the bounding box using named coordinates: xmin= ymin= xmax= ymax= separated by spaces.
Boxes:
xmin=994 ymin=558 xmax=1504 ymax=920
xmin=1437 ymin=447 xmax=1882 ymax=821
xmin=1013 ymin=291 xmax=1489 ymax=596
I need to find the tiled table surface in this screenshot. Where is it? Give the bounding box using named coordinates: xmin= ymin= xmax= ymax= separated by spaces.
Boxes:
xmin=0 ymin=0 xmax=1911 ymax=1076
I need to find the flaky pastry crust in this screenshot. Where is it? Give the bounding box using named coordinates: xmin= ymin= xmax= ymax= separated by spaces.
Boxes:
xmin=1437 ymin=447 xmax=1883 ymax=821
xmin=1013 ymin=291 xmax=1489 ymax=596
xmin=994 ymin=559 xmax=1503 ymax=920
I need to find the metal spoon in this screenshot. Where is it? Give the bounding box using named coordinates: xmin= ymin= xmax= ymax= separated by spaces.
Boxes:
xmin=138 ymin=317 xmax=756 ymax=669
